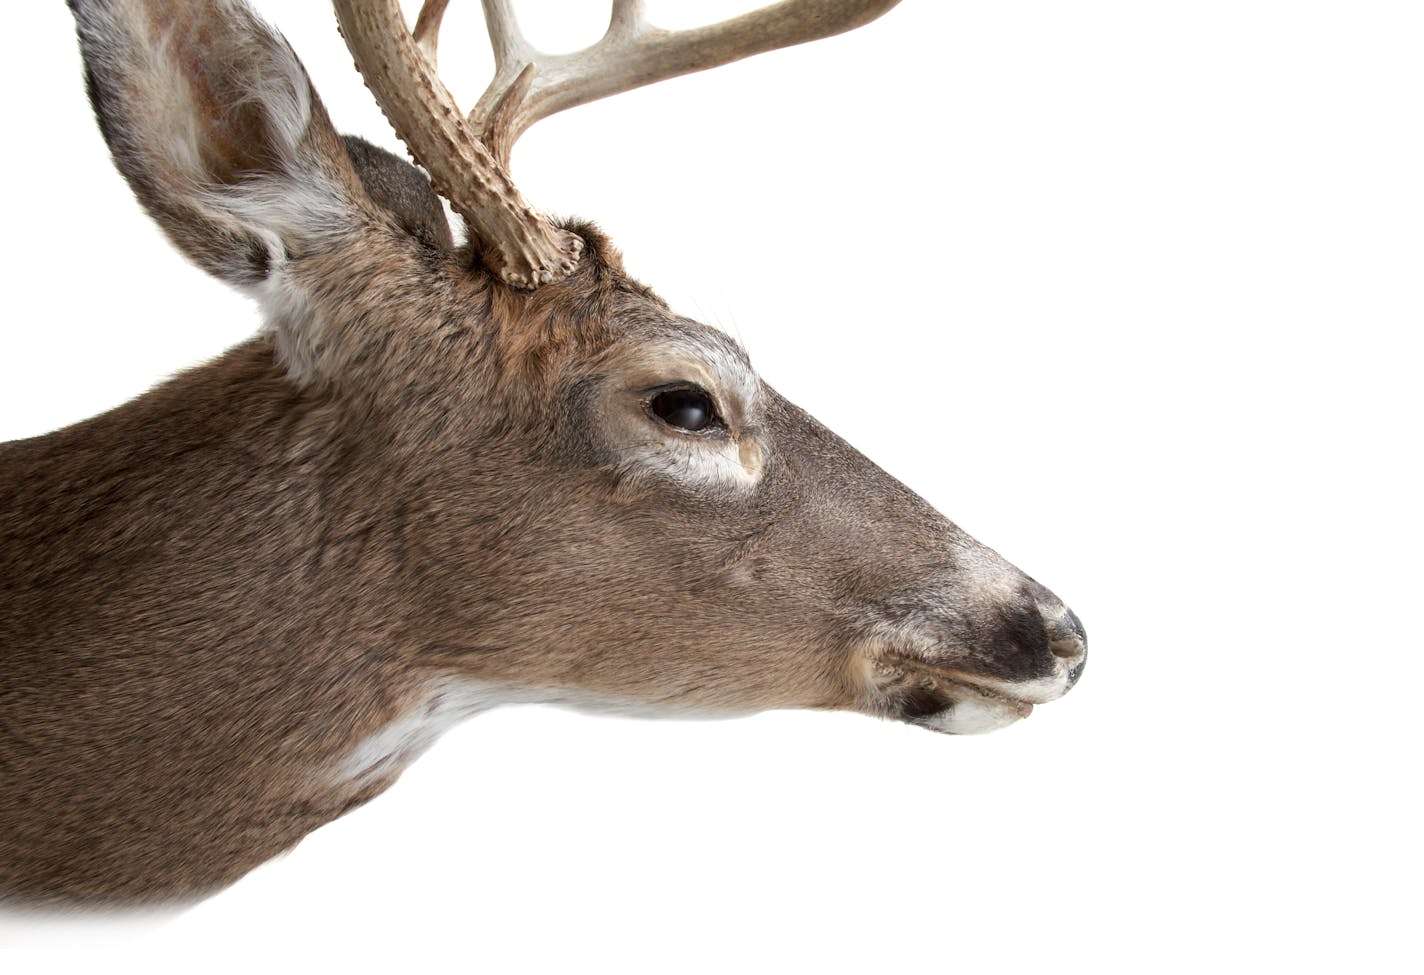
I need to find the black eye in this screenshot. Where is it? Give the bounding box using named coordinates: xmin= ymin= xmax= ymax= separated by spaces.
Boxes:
xmin=649 ymin=387 xmax=719 ymax=432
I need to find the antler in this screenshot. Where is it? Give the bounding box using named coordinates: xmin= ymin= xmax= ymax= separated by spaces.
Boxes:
xmin=335 ymin=0 xmax=580 ymax=289
xmin=334 ymin=0 xmax=902 ymax=288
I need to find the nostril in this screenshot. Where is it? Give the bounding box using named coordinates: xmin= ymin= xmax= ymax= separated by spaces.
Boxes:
xmin=1047 ymin=607 xmax=1087 ymax=661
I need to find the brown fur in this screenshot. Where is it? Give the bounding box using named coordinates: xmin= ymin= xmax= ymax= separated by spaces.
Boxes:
xmin=0 ymin=0 xmax=1084 ymax=906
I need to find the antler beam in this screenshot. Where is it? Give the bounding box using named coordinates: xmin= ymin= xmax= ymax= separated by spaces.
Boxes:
xmin=335 ymin=0 xmax=582 ymax=289
xmin=334 ymin=0 xmax=902 ymax=288
xmin=469 ymin=0 xmax=903 ymax=165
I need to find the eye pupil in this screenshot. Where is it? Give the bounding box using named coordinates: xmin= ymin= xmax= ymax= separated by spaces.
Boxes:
xmin=650 ymin=388 xmax=717 ymax=432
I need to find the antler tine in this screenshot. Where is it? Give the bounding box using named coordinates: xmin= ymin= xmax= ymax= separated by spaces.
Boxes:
xmin=411 ymin=0 xmax=450 ymax=64
xmin=334 ymin=0 xmax=582 ymax=289
xmin=479 ymin=0 xmax=532 ymax=69
xmin=468 ymin=0 xmax=903 ymax=164
xmin=608 ymin=0 xmax=648 ymax=36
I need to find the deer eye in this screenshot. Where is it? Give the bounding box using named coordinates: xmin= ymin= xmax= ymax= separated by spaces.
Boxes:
xmin=648 ymin=386 xmax=720 ymax=433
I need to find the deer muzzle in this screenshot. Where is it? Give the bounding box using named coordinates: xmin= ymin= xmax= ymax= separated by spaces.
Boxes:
xmin=861 ymin=574 xmax=1087 ymax=735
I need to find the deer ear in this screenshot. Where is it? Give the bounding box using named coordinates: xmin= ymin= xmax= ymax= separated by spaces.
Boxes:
xmin=71 ymin=0 xmax=365 ymax=292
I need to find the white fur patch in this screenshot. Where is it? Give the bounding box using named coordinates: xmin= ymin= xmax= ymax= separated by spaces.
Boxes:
xmin=625 ymin=429 xmax=764 ymax=494
xmin=668 ymin=332 xmax=762 ymax=419
xmin=333 ymin=679 xmax=729 ymax=787
xmin=256 ymin=269 xmax=329 ymax=383
xmin=336 ymin=680 xmax=502 ymax=786
xmin=919 ymin=695 xmax=1032 ymax=735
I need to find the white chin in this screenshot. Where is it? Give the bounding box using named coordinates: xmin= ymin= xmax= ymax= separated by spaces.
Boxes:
xmin=917 ymin=695 xmax=1033 ymax=735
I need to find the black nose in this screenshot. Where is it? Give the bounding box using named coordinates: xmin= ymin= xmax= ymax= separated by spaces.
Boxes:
xmin=1046 ymin=606 xmax=1087 ymax=686
xmin=1054 ymin=607 xmax=1086 ymax=651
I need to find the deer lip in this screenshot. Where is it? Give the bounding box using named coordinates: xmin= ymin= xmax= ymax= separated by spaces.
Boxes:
xmin=876 ymin=652 xmax=1042 ymax=711
xmin=935 ymin=676 xmax=1038 ymax=714
xmin=920 ymin=675 xmax=1038 ymax=734
xmin=864 ymin=651 xmax=1042 ymax=734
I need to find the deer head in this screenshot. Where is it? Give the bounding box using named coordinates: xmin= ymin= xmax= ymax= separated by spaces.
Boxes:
xmin=0 ymin=0 xmax=1084 ymax=904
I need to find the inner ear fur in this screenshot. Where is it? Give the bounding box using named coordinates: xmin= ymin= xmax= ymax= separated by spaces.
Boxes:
xmin=72 ymin=0 xmax=367 ymax=289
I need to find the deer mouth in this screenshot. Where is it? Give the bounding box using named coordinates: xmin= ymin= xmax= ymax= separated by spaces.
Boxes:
xmin=866 ymin=655 xmax=1038 ymax=735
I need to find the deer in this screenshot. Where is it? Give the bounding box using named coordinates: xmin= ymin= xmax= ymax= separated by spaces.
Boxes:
xmin=0 ymin=0 xmax=1087 ymax=907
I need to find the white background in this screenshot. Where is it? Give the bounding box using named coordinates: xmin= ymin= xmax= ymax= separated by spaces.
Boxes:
xmin=2 ymin=1 xmax=1420 ymax=971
